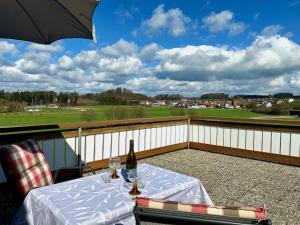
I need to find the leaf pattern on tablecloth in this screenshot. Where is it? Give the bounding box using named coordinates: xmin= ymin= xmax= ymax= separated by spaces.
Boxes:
xmin=12 ymin=163 xmax=212 ymax=225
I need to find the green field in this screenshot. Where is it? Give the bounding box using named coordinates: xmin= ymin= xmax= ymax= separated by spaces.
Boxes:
xmin=0 ymin=106 xmax=270 ymax=127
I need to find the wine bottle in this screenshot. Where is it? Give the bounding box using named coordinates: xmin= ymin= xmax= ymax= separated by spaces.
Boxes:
xmin=126 ymin=139 xmax=137 ymax=177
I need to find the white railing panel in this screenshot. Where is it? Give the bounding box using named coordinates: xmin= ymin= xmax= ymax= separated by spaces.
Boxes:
xmin=203 ymin=126 xmax=209 ymax=144
xmin=156 ymin=127 xmax=162 ymax=147
xmin=190 ymin=125 xmax=195 ymax=142
xmin=95 ymin=134 xmax=104 ymax=161
xmin=211 ymin=127 xmax=217 ymax=145
xmin=281 ymin=133 xmax=290 ymax=156
xmin=125 ymin=130 xmax=133 ymax=154
xmin=254 ymin=131 xmax=263 ymax=152
xmin=238 ymin=129 xmax=246 ymax=149
xmin=262 ymin=131 xmax=271 ymax=153
xmin=119 ymin=132 xmax=127 ymax=155
xmin=231 ymin=129 xmax=238 ymax=148
xmin=246 ymin=130 xmax=254 ymax=150
xmin=291 ymin=133 xmax=300 ymax=157
xmin=55 ymin=138 xmax=66 ymax=169
xmin=199 ymin=125 xmax=205 ymax=143
xmin=145 ymin=128 xmax=151 ymax=150
xmin=217 ymin=127 xmax=223 ymax=146
xmin=138 ymin=129 xmax=145 ymax=151
xmin=103 ymin=133 xmax=111 ymax=159
xmin=224 ymin=128 xmax=231 ymax=147
xmin=111 ymin=132 xmax=119 ymax=158
xmin=43 ymin=139 xmax=54 ymax=170
xmin=151 ymin=128 xmax=157 ymax=149
xmin=271 ymin=132 xmax=280 ymax=154
xmin=85 ymin=135 xmax=95 ymax=163
xmin=66 ymin=137 xmax=76 ymax=167
xmin=183 ymin=124 xmax=188 ymax=142
xmin=170 ymin=126 xmax=176 ymax=145
xmin=161 ymin=127 xmax=167 ymax=147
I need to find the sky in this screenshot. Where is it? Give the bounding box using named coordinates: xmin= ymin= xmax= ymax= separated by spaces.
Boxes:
xmin=1 ymin=0 xmax=300 ymax=97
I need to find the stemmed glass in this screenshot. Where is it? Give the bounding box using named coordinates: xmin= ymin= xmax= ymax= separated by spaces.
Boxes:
xmin=127 ymin=169 xmax=141 ymax=195
xmin=109 ymin=156 xmax=121 ymax=179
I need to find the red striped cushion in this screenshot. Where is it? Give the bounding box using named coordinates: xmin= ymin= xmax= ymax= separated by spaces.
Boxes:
xmin=136 ymin=197 xmax=266 ymax=220
xmin=1 ymin=139 xmax=53 ymax=197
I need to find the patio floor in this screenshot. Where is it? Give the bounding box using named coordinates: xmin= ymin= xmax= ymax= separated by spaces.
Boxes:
xmin=1 ymin=149 xmax=299 ymax=225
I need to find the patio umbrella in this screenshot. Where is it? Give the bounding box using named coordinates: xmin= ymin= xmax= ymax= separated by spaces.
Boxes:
xmin=0 ymin=0 xmax=99 ymax=44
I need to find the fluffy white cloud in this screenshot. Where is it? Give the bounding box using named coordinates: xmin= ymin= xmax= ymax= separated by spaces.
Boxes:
xmin=202 ymin=10 xmax=246 ymax=35
xmin=0 ymin=41 xmax=18 ymax=55
xmin=98 ymin=56 xmax=142 ymax=75
xmin=26 ymin=43 xmax=63 ymax=53
xmin=143 ymin=4 xmax=191 ymax=37
xmin=1 ymin=35 xmax=300 ymax=96
xmin=58 ymin=55 xmax=74 ymax=70
xmin=26 ymin=43 xmax=63 ymax=52
xmin=154 ymin=35 xmax=300 ymax=83
xmin=74 ymin=50 xmax=99 ymax=69
xmin=101 ymin=39 xmax=138 ymax=57
xmin=261 ymin=25 xmax=283 ymax=37
xmin=139 ymin=43 xmax=161 ymax=62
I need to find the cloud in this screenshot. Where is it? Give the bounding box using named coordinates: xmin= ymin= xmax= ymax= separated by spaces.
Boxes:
xmin=289 ymin=0 xmax=300 ymax=7
xmin=253 ymin=12 xmax=260 ymax=21
xmin=58 ymin=55 xmax=74 ymax=70
xmin=2 ymin=35 xmax=300 ymax=96
xmin=101 ymin=39 xmax=138 ymax=57
xmin=261 ymin=25 xmax=283 ymax=37
xmin=0 ymin=41 xmax=18 ymax=55
xmin=26 ymin=43 xmax=63 ymax=52
xmin=202 ymin=10 xmax=246 ymax=35
xmin=153 ymin=35 xmax=300 ymax=84
xmin=270 ymin=76 xmax=286 ymax=87
xmin=114 ymin=9 xmax=133 ymax=20
xmin=143 ymin=4 xmax=191 ymax=37
xmin=139 ymin=43 xmax=161 ymax=62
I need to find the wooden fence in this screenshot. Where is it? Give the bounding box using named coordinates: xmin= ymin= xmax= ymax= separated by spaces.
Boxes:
xmin=1 ymin=115 xmax=300 ymax=183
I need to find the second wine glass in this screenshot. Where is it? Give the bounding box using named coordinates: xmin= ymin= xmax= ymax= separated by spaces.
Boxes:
xmin=109 ymin=156 xmax=121 ymax=179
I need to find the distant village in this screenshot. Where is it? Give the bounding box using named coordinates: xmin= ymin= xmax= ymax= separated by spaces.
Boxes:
xmin=1 ymin=88 xmax=299 ymax=116
xmin=140 ymin=96 xmax=296 ymax=109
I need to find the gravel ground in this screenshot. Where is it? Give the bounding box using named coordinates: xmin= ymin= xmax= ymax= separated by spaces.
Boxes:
xmin=139 ymin=149 xmax=300 ymax=225
xmin=1 ymin=149 xmax=299 ymax=225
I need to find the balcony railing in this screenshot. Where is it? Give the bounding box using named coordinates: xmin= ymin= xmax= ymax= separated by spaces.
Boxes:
xmin=0 ymin=115 xmax=299 ymax=183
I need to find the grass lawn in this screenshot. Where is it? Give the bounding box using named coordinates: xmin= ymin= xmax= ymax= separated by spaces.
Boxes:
xmin=0 ymin=106 xmax=268 ymax=127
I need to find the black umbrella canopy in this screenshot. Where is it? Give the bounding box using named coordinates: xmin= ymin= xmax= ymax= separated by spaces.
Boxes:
xmin=0 ymin=0 xmax=99 ymax=44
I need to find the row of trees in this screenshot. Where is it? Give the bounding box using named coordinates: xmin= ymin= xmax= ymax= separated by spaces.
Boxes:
xmin=0 ymin=90 xmax=79 ymax=106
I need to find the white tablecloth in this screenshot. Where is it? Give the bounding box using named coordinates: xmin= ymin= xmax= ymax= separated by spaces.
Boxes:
xmin=12 ymin=163 xmax=212 ymax=225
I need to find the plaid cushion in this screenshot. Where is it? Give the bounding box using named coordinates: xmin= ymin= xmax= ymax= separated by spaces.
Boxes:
xmin=136 ymin=197 xmax=266 ymax=220
xmin=1 ymin=139 xmax=53 ymax=197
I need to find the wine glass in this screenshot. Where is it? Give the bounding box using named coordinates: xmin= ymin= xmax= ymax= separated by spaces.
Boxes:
xmin=109 ymin=156 xmax=121 ymax=179
xmin=101 ymin=168 xmax=112 ymax=183
xmin=127 ymin=169 xmax=141 ymax=195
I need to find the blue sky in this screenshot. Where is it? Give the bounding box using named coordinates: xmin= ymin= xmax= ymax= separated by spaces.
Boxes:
xmin=1 ymin=0 xmax=300 ymax=96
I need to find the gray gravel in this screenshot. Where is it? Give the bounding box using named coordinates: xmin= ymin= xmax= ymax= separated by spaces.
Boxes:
xmin=1 ymin=149 xmax=299 ymax=225
xmin=139 ymin=149 xmax=300 ymax=225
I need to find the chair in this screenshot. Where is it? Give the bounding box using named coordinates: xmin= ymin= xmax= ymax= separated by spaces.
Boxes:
xmin=0 ymin=139 xmax=94 ymax=206
xmin=134 ymin=197 xmax=272 ymax=225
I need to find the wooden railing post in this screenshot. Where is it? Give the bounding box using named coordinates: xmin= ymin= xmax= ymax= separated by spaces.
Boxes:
xmin=78 ymin=127 xmax=82 ymax=168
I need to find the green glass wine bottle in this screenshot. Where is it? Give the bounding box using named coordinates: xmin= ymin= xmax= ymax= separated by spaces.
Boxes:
xmin=126 ymin=139 xmax=137 ymax=177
